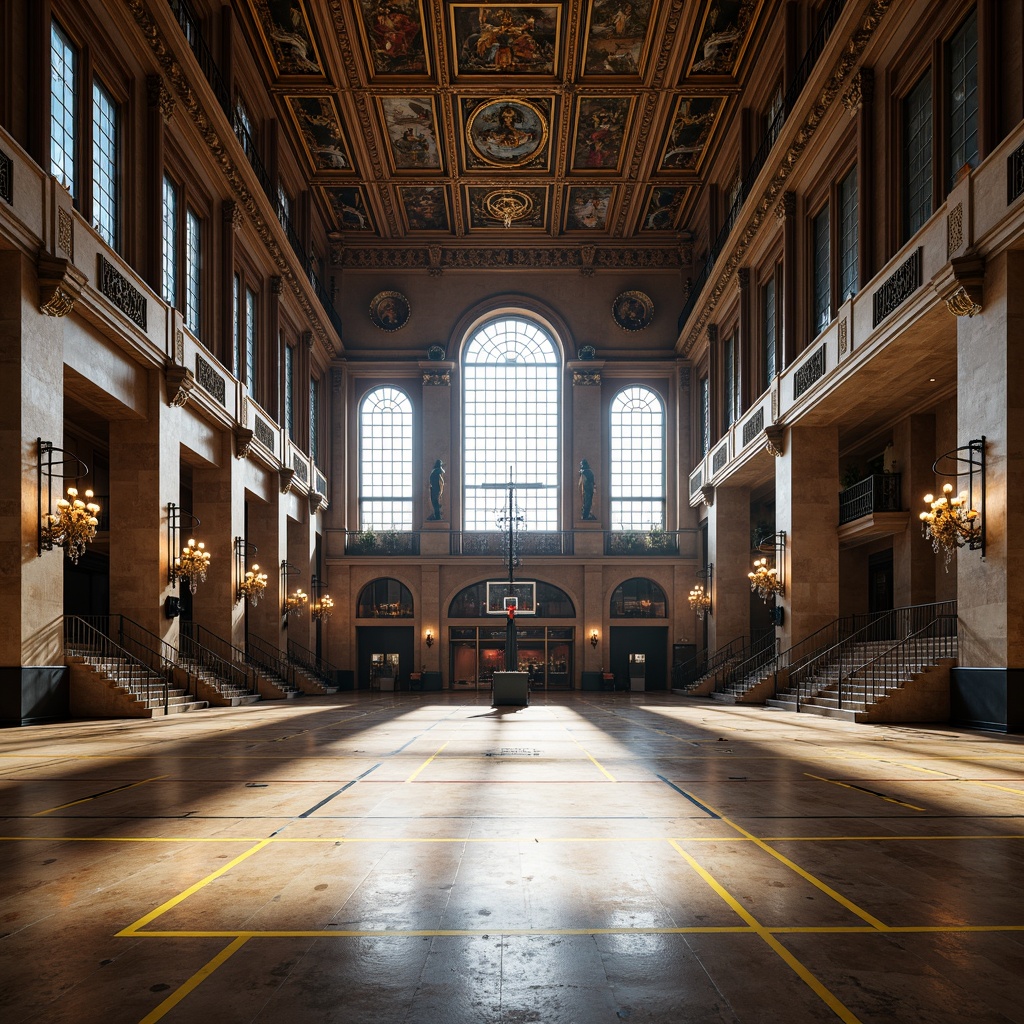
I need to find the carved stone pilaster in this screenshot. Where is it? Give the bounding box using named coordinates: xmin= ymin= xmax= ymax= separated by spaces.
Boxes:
xmin=37 ymin=254 xmax=87 ymax=317
xmin=223 ymin=201 xmax=243 ymax=231
xmin=775 ymin=191 xmax=796 ymax=221
xmin=58 ymin=207 xmax=74 ymax=260
xmin=147 ymin=74 xmax=176 ymax=124
xmin=174 ymin=328 xmax=185 ymax=364
xmin=678 ymin=239 xmax=694 ymax=265
xmin=166 ymin=366 xmax=195 ymax=408
xmin=279 ymin=467 xmax=296 ymax=494
xmin=332 ymin=368 xmax=344 ymax=394
xmin=737 ymin=267 xmax=750 ymax=290
xmin=234 ymin=428 xmax=255 ymax=459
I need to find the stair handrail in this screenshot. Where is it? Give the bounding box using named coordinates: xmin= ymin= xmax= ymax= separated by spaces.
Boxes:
xmin=719 ymin=629 xmax=779 ymax=691
xmin=286 ymin=638 xmax=337 ymax=687
xmin=837 ymin=611 xmax=959 ymax=709
xmin=247 ymin=633 xmax=298 ymax=689
xmin=674 ymin=635 xmax=747 ymax=689
xmin=63 ymin=615 xmax=169 ymax=714
xmin=786 ymin=601 xmax=957 ymax=708
xmin=178 ymin=623 xmax=256 ymax=696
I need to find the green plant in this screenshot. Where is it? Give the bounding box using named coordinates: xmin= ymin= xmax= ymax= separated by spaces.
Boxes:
xmin=840 ymin=464 xmax=863 ymax=490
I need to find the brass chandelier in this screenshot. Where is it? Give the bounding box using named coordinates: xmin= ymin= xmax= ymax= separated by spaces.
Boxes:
xmin=919 ymin=483 xmax=980 ymax=569
xmin=748 ymin=557 xmax=784 ymax=601
xmin=44 ymin=486 xmax=101 ymax=565
xmin=688 ymin=584 xmax=711 ymax=618
xmin=173 ymin=538 xmax=211 ymax=595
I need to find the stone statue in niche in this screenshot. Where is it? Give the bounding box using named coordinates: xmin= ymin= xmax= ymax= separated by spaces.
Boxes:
xmin=578 ymin=459 xmax=596 ymax=520
xmin=428 ymin=459 xmax=445 ymax=520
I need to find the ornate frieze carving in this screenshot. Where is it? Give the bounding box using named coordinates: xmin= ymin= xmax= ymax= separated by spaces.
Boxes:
xmin=37 ymin=254 xmax=86 ymax=317
xmin=1009 ymin=139 xmax=1024 ymax=204
xmin=254 ymin=416 xmax=275 ymax=451
xmin=58 ymin=207 xmax=73 ymax=259
xmin=196 ymin=354 xmax=226 ymax=404
xmin=771 ymin=383 xmax=780 ymax=423
xmin=340 ymin=246 xmax=683 ymax=271
xmin=689 ymin=468 xmax=703 ymax=496
xmin=742 ymin=407 xmax=765 ymax=447
xmin=872 ymin=248 xmax=921 ymax=327
xmin=292 ymin=454 xmax=309 ymax=484
xmin=572 ymin=371 xmax=602 ymax=386
xmin=947 ymin=203 xmax=965 ymax=258
xmin=838 ymin=318 xmax=849 ymax=357
xmin=302 ymin=330 xmax=314 ymax=349
xmin=775 ymin=191 xmax=796 ymax=221
xmin=166 ymin=366 xmax=195 ymax=408
xmin=580 ymin=245 xmax=595 ymax=277
xmin=174 ymin=328 xmax=184 ymax=363
xmin=842 ymin=67 xmax=874 ymax=115
xmin=222 ymin=200 xmax=243 ymax=231
xmin=427 ymin=244 xmax=443 ymax=277
xmin=271 ymin=276 xmax=283 ymax=295
xmin=793 ymin=345 xmax=827 ymax=399
xmin=147 ymin=74 xmax=175 ymax=123
xmin=707 ymin=324 xmax=718 ymax=345
xmin=98 ymin=255 xmax=147 ymax=330
xmin=422 ymin=371 xmax=451 ymax=387
xmin=0 ymin=147 xmax=11 ymax=205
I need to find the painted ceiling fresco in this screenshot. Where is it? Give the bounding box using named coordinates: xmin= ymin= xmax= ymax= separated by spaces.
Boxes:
xmin=242 ymin=0 xmax=767 ymax=242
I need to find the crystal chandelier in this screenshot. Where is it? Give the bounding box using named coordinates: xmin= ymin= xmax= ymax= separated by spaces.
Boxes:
xmin=748 ymin=557 xmax=784 ymax=601
xmin=285 ymin=588 xmax=308 ymax=617
xmin=919 ymin=483 xmax=980 ymax=570
xmin=239 ymin=563 xmax=268 ymax=605
xmin=43 ymin=486 xmax=101 ymax=565
xmin=688 ymin=584 xmax=711 ymax=618
xmin=171 ymin=538 xmax=210 ymax=595
xmin=311 ymin=593 xmax=334 ymax=621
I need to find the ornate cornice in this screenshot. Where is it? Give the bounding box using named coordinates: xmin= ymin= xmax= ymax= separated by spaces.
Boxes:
xmin=572 ymin=370 xmax=602 ymax=386
xmin=122 ymin=0 xmax=337 ymax=357
xmin=166 ymin=365 xmax=195 ymax=408
xmin=682 ymin=1 xmax=895 ymax=357
xmin=422 ymin=371 xmax=451 ymax=386
xmin=340 ymin=245 xmax=683 ymax=271
xmin=37 ymin=254 xmax=87 ymax=317
xmin=841 ymin=67 xmax=874 ymax=115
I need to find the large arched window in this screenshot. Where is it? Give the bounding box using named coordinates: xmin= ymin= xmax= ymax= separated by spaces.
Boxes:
xmin=359 ymin=387 xmax=412 ymax=529
xmin=610 ymin=577 xmax=668 ymax=618
xmin=463 ymin=317 xmax=560 ymax=530
xmin=448 ymin=580 xmax=575 ymax=618
xmin=610 ymin=386 xmax=665 ymax=530
xmin=357 ymin=578 xmax=414 ymax=618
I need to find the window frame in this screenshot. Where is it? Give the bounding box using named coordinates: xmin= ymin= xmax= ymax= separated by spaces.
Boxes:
xmin=358 ymin=386 xmax=414 ymax=531
xmin=91 ymin=75 xmax=119 ymax=250
xmin=609 ymin=385 xmax=667 ymax=532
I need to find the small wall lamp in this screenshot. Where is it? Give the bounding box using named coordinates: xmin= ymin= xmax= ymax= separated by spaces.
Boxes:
xmin=425 ymin=629 xmax=434 ymax=648
xmin=590 ymin=630 xmax=599 ymax=648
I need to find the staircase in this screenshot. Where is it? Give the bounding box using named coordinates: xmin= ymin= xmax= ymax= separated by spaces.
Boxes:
xmin=246 ymin=633 xmax=303 ymax=699
xmin=287 ymin=639 xmax=340 ymax=694
xmin=179 ymin=623 xmax=262 ymax=706
xmin=708 ymin=631 xmax=779 ymax=703
xmin=673 ymin=636 xmax=748 ymax=696
xmin=766 ymin=605 xmax=958 ymax=721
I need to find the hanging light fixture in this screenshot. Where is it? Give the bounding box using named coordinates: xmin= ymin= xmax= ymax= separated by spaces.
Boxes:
xmin=919 ymin=484 xmax=980 ymax=569
xmin=43 ymin=486 xmax=101 ymax=565
xmin=173 ymin=538 xmax=211 ymax=594
xmin=311 ymin=593 xmax=334 ymax=621
xmin=688 ymin=584 xmax=712 ymax=618
xmin=285 ymin=588 xmax=308 ymax=616
xmin=240 ymin=563 xmax=269 ymax=604
xmin=748 ymin=557 xmax=784 ymax=601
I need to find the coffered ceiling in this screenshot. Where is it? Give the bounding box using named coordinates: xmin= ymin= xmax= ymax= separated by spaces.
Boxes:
xmin=239 ymin=0 xmax=769 ymax=244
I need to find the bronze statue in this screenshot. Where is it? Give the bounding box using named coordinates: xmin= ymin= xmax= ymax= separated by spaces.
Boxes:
xmin=428 ymin=458 xmax=445 ymax=520
xmin=578 ymin=458 xmax=596 ymax=520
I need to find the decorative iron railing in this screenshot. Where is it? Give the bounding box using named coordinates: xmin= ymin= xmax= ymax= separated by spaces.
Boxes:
xmin=345 ymin=530 xmax=421 ymax=556
xmin=838 ymin=473 xmax=902 ymax=524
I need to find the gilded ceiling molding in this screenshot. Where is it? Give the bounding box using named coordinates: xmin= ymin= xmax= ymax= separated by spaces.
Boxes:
xmin=122 ymin=0 xmax=337 ymax=358
xmin=324 ymin=0 xmax=361 ymax=88
xmin=37 ymin=254 xmax=87 ymax=317
xmin=340 ymin=246 xmax=682 ymax=271
xmin=682 ymin=0 xmax=895 ymax=357
xmin=653 ymin=2 xmax=688 ymax=83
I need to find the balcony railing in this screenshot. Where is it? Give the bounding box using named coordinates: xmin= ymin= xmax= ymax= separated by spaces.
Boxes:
xmin=345 ymin=530 xmax=421 ymax=556
xmin=838 ymin=473 xmax=902 ymax=525
xmin=605 ymin=530 xmax=682 ymax=556
xmin=453 ymin=532 xmax=574 ymax=556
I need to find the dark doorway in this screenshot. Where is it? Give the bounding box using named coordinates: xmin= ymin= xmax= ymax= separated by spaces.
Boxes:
xmin=357 ymin=626 xmax=415 ymax=690
xmin=868 ymin=550 xmax=894 ymax=614
xmin=609 ymin=626 xmax=668 ymax=690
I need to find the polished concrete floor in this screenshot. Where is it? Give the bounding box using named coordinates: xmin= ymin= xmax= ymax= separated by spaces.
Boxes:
xmin=2 ymin=691 xmax=1024 ymax=1023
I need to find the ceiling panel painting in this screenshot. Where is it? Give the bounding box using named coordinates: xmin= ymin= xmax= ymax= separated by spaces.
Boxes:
xmin=638 ymin=185 xmax=688 ymax=231
xmin=461 ymin=96 xmax=552 ymax=171
xmin=354 ymin=0 xmax=431 ymax=77
xmin=581 ymin=0 xmax=655 ymax=77
xmin=564 ymin=186 xmax=614 ymax=231
xmin=449 ymin=4 xmax=561 ymax=78
xmin=658 ymin=95 xmax=726 ymax=173
xmin=399 ymin=185 xmax=452 ymax=231
xmin=287 ymin=95 xmax=354 ymax=173
xmin=248 ymin=0 xmax=324 ymax=77
xmin=686 ymin=0 xmax=763 ymax=78
xmin=466 ymin=185 xmax=549 ymax=229
xmin=323 ymin=186 xmax=375 ymax=231
xmin=570 ymin=95 xmax=633 ymax=172
xmin=380 ymin=96 xmax=444 ymax=172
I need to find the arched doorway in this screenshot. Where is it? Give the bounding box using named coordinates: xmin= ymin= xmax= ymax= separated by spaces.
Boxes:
xmin=609 ymin=577 xmax=669 ymax=691
xmin=356 ymin=578 xmax=414 ymax=690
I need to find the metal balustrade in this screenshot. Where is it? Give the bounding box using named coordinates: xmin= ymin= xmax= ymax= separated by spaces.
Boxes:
xmin=287 ymin=639 xmax=338 ymax=689
xmin=838 ymin=474 xmax=902 ymax=524
xmin=180 ymin=621 xmax=257 ymax=697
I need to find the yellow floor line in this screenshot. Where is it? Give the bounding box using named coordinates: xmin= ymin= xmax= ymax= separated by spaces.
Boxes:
xmin=405 ymin=741 xmax=448 ymax=782
xmin=568 ymin=737 xmax=617 ymax=782
xmin=118 ymin=840 xmax=271 ymax=936
xmin=32 ymin=775 xmax=170 ymax=816
xmin=669 ymin=840 xmax=864 ymax=1024
xmin=678 ymin=788 xmax=890 ymax=931
xmin=138 ymin=936 xmax=248 ymax=1024
xmin=133 ymin=926 xmax=757 ymax=939
xmin=804 ymin=772 xmax=926 ymax=811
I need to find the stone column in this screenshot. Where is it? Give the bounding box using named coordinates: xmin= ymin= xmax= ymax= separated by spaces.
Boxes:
xmin=584 ymin=563 xmax=604 ymax=672
xmin=706 ymin=485 xmax=750 ymax=652
xmin=247 ymin=489 xmax=285 ymax=646
xmin=892 ymin=413 xmax=936 ymax=608
xmin=108 ymin=371 xmax=180 ymax=642
xmin=420 ymin=361 xmax=453 ymax=553
xmin=775 ymin=425 xmax=840 ymax=647
xmin=420 ymin=563 xmax=440 ymax=675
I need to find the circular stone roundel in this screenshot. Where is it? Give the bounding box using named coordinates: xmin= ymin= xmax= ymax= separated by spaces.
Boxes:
xmin=369 ymin=291 xmax=410 ymax=332
xmin=466 ymin=98 xmax=549 ymax=168
xmin=612 ymin=290 xmax=654 ymax=331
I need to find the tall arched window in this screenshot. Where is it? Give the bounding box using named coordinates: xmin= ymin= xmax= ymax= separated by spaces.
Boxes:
xmin=359 ymin=386 xmax=413 ymax=529
xmin=610 ymin=386 xmax=665 ymax=529
xmin=463 ymin=317 xmax=560 ymax=530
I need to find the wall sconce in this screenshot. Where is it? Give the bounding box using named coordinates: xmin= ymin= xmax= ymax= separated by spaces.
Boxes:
xmin=235 ymin=537 xmax=268 ymax=605
xmin=425 ymin=629 xmax=434 ymax=648
xmin=281 ymin=560 xmax=307 ymax=618
xmin=590 ymin=630 xmax=599 ymax=648
xmin=748 ymin=531 xmax=785 ymax=603
xmin=921 ymin=437 xmax=985 ymax=570
xmin=689 ymin=563 xmax=713 ymax=618
xmin=168 ymin=503 xmax=210 ymax=594
xmin=37 ymin=438 xmax=101 ymax=564
xmin=310 ymin=573 xmax=333 ymax=622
